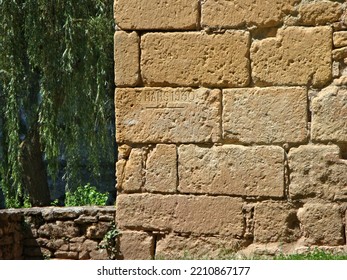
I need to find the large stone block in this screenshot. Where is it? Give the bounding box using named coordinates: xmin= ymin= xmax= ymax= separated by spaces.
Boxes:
xmin=114 ymin=0 xmax=199 ymax=30
xmin=116 ymin=194 xmax=244 ymax=237
xmin=118 ymin=231 xmax=154 ymax=260
xmin=156 ymin=234 xmax=243 ymax=260
xmin=202 ymin=0 xmax=298 ymax=28
xmin=116 ymin=88 xmax=221 ymax=143
xmin=311 ymin=86 xmax=347 ymax=143
xmin=297 ymin=203 xmax=344 ymax=246
xmin=288 ymin=145 xmax=347 ymax=201
xmin=178 ymin=145 xmax=284 ymax=197
xmin=254 ymin=202 xmax=300 ymax=243
xmin=251 ymin=27 xmax=332 ymax=87
xmin=144 ymin=144 xmax=177 ymax=193
xmin=114 ymin=31 xmax=139 ymax=87
xmin=141 ymin=31 xmax=250 ymax=87
xmin=223 ymin=87 xmax=307 ymax=144
xmin=298 ymin=1 xmax=343 ymax=26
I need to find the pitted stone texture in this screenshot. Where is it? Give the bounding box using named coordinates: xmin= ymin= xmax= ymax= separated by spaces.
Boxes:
xmin=333 ymin=47 xmax=347 ymax=60
xmin=223 ymin=87 xmax=307 ymax=144
xmin=114 ymin=31 xmax=139 ymax=87
xmin=334 ymin=31 xmax=347 ymax=48
xmin=298 ymin=1 xmax=343 ymax=26
xmin=116 ymin=88 xmax=221 ymax=143
xmin=114 ymin=0 xmax=198 ymax=30
xmin=202 ymin=0 xmax=298 ymax=28
xmin=116 ymin=148 xmax=144 ymax=192
xmin=144 ymin=144 xmax=177 ymax=193
xmin=312 ymin=86 xmax=347 ymax=143
xmin=251 ymin=27 xmax=332 ymax=87
xmin=288 ymin=145 xmax=347 ymax=201
xmin=254 ymin=202 xmax=300 ymax=243
xmin=116 ymin=194 xmax=244 ymax=237
xmin=141 ymin=31 xmax=250 ymax=87
xmin=156 ymin=234 xmax=243 ymax=260
xmin=297 ymin=203 xmax=344 ymax=246
xmin=178 ymin=145 xmax=284 ymax=197
xmin=118 ymin=231 xmax=154 ymax=260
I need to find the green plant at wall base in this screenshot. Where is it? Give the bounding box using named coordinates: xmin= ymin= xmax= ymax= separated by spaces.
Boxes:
xmin=98 ymin=222 xmax=120 ymax=259
xmin=65 ymin=184 xmax=108 ymax=206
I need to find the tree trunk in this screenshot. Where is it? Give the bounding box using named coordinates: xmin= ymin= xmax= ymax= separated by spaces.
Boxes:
xmin=19 ymin=126 xmax=51 ymax=206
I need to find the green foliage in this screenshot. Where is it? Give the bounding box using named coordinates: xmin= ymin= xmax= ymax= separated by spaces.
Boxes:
xmin=65 ymin=183 xmax=108 ymax=206
xmin=0 ymin=0 xmax=115 ymax=207
xmin=98 ymin=221 xmax=120 ymax=259
xmin=274 ymin=248 xmax=347 ymax=260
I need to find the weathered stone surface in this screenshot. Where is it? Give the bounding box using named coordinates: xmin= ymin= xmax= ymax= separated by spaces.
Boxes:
xmin=141 ymin=31 xmax=250 ymax=87
xmin=156 ymin=234 xmax=243 ymax=260
xmin=114 ymin=31 xmax=139 ymax=87
xmin=254 ymin=202 xmax=300 ymax=243
xmin=178 ymin=145 xmax=284 ymax=197
xmin=116 ymin=194 xmax=244 ymax=236
xmin=89 ymin=249 xmax=109 ymax=260
xmin=251 ymin=27 xmax=332 ymax=87
xmin=288 ymin=145 xmax=347 ymax=201
xmin=202 ymin=0 xmax=298 ymax=28
xmin=116 ymin=148 xmax=144 ymax=192
xmin=114 ymin=0 xmax=198 ymax=30
xmin=297 ymin=203 xmax=344 ymax=246
xmin=86 ymin=222 xmax=110 ymax=239
xmin=54 ymin=251 xmax=78 ymax=260
xmin=118 ymin=231 xmax=154 ymax=260
xmin=332 ymin=46 xmax=347 ymax=60
xmin=223 ymin=87 xmax=307 ymax=144
xmin=298 ymin=1 xmax=343 ymax=26
xmin=38 ymin=221 xmax=80 ymax=239
xmin=116 ymin=88 xmax=221 ymax=143
xmin=334 ymin=31 xmax=347 ymax=48
xmin=144 ymin=144 xmax=177 ymax=193
xmin=312 ymin=86 xmax=347 ymax=143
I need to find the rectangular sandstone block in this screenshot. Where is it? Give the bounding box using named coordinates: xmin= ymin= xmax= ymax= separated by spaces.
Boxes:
xmin=223 ymin=87 xmax=308 ymax=144
xmin=114 ymin=31 xmax=139 ymax=87
xmin=297 ymin=203 xmax=344 ymax=246
xmin=254 ymin=202 xmax=300 ymax=243
xmin=116 ymin=194 xmax=244 ymax=237
xmin=141 ymin=31 xmax=250 ymax=87
xmin=178 ymin=145 xmax=284 ymax=197
xmin=114 ymin=0 xmax=198 ymax=30
xmin=288 ymin=145 xmax=347 ymax=201
xmin=116 ymin=88 xmax=221 ymax=143
xmin=118 ymin=231 xmax=154 ymax=260
xmin=311 ymin=86 xmax=347 ymax=143
xmin=251 ymin=27 xmax=332 ymax=87
xmin=202 ymin=0 xmax=298 ymax=28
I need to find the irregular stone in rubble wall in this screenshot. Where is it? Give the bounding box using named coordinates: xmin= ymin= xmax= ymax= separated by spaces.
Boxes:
xmin=118 ymin=231 xmax=154 ymax=260
xmin=332 ymin=47 xmax=347 ymax=60
xmin=311 ymin=86 xmax=347 ymax=143
xmin=333 ymin=31 xmax=347 ymax=48
xmin=297 ymin=203 xmax=344 ymax=246
xmin=202 ymin=0 xmax=299 ymax=28
xmin=38 ymin=221 xmax=80 ymax=239
xmin=223 ymin=87 xmax=307 ymax=144
xmin=54 ymin=251 xmax=78 ymax=260
xmin=116 ymin=194 xmax=244 ymax=237
xmin=298 ymin=1 xmax=343 ymax=26
xmin=288 ymin=145 xmax=347 ymax=201
xmin=251 ymin=27 xmax=332 ymax=87
xmin=178 ymin=145 xmax=284 ymax=198
xmin=254 ymin=202 xmax=301 ymax=243
xmin=116 ymin=88 xmax=221 ymax=143
xmin=141 ymin=31 xmax=250 ymax=87
xmin=114 ymin=0 xmax=199 ymax=30
xmin=144 ymin=144 xmax=177 ymax=193
xmin=114 ymin=31 xmax=139 ymax=87
xmin=155 ymin=234 xmax=244 ymax=260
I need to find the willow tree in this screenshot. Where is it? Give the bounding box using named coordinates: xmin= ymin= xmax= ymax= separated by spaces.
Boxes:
xmin=0 ymin=0 xmax=115 ymax=207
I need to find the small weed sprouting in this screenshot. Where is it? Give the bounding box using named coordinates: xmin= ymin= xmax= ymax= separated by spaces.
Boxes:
xmin=98 ymin=222 xmax=120 ymax=260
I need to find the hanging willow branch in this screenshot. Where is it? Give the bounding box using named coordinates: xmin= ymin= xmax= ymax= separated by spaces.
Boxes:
xmin=0 ymin=0 xmax=115 ymax=207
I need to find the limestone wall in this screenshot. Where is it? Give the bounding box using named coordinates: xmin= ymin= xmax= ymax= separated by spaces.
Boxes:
xmin=0 ymin=207 xmax=116 ymax=260
xmin=114 ymin=0 xmax=347 ymax=259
